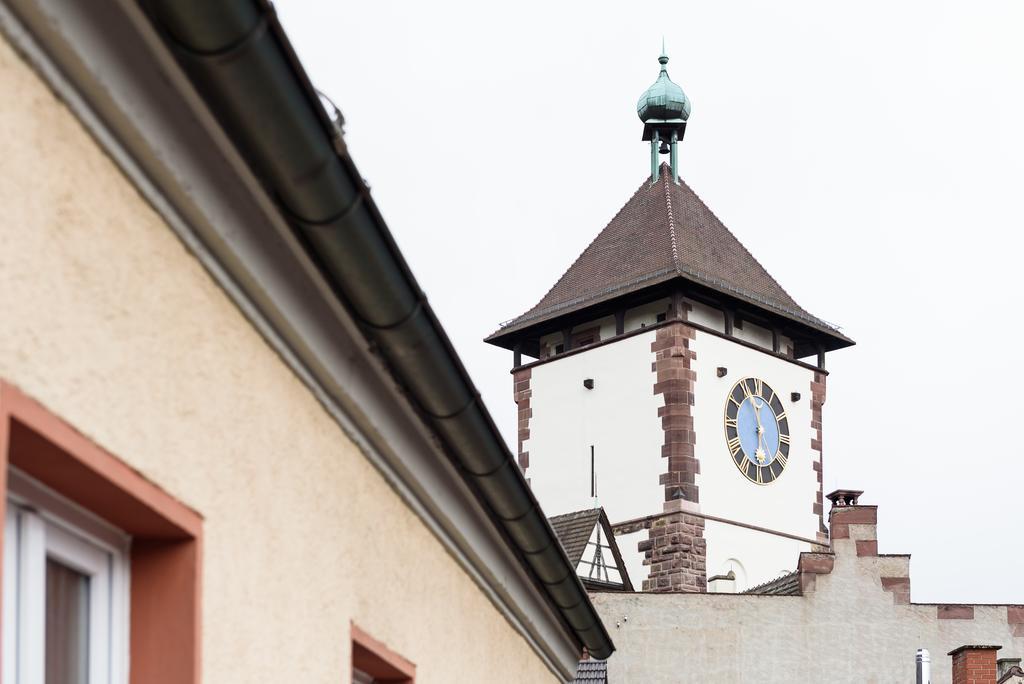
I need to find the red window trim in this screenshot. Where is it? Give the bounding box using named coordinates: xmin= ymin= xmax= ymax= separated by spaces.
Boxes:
xmin=352 ymin=623 xmax=415 ymax=683
xmin=0 ymin=381 xmax=203 ymax=684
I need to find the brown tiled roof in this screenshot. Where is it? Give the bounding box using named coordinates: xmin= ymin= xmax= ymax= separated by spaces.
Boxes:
xmin=742 ymin=570 xmax=801 ymax=596
xmin=493 ymin=163 xmax=839 ymax=338
xmin=548 ymin=508 xmax=603 ymax=567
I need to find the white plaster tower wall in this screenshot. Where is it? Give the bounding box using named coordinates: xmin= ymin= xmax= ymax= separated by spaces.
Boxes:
xmin=524 ymin=318 xmax=824 ymax=593
xmin=526 ymin=330 xmax=662 ymax=582
xmin=690 ymin=329 xmax=820 ymax=589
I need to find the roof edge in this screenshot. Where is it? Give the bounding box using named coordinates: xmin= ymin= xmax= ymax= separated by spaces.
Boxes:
xmin=487 ymin=272 xmax=854 ymax=352
xmin=139 ymin=0 xmax=613 ymax=667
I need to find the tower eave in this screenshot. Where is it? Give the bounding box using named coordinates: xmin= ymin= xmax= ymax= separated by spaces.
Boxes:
xmin=485 ymin=272 xmax=854 ymax=360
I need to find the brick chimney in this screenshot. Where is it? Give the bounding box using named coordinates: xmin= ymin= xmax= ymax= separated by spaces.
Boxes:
xmin=948 ymin=645 xmax=1000 ymax=684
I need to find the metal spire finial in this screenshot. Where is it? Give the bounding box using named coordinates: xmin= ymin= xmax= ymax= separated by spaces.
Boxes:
xmin=638 ymin=42 xmax=689 ymax=184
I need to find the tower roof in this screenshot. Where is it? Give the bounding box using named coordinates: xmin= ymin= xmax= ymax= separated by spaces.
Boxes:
xmin=487 ymin=164 xmax=852 ymax=354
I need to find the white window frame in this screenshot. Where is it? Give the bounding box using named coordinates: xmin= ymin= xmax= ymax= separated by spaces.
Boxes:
xmin=352 ymin=669 xmax=375 ymax=684
xmin=3 ymin=467 xmax=130 ymax=684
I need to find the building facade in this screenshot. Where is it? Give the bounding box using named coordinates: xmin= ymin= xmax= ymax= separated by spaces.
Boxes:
xmin=592 ymin=501 xmax=1024 ymax=683
xmin=0 ymin=0 xmax=612 ymax=682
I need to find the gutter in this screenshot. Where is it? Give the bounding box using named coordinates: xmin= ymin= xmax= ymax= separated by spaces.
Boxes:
xmin=143 ymin=0 xmax=614 ymax=660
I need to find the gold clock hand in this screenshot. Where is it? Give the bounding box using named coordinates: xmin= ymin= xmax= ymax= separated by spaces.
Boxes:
xmin=758 ymin=431 xmax=770 ymax=463
xmin=753 ymin=398 xmax=765 ymax=435
xmin=749 ymin=398 xmax=765 ymax=463
xmin=752 ymin=398 xmax=771 ymax=464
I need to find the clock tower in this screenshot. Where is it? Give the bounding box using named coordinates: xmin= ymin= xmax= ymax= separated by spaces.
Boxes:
xmin=485 ymin=50 xmax=854 ymax=593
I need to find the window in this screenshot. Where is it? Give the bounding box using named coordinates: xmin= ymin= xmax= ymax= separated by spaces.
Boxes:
xmin=351 ymin=624 xmax=415 ymax=683
xmin=4 ymin=468 xmax=129 ymax=684
xmin=656 ymin=313 xmax=667 ymax=323
xmin=0 ymin=381 xmax=202 ymax=684
xmin=570 ymin=327 xmax=600 ymax=349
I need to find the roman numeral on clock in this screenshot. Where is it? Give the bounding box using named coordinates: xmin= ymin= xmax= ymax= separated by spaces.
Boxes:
xmin=741 ymin=380 xmax=754 ymax=399
xmin=727 ymin=436 xmax=742 ymax=456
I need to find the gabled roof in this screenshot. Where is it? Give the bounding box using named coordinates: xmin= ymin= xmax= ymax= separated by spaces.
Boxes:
xmin=549 ymin=507 xmax=634 ymax=592
xmin=488 ymin=163 xmax=851 ymax=350
xmin=549 ymin=508 xmax=604 ymax=567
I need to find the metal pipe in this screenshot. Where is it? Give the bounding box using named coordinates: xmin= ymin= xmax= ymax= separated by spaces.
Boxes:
xmin=650 ymin=131 xmax=659 ymax=181
xmin=146 ymin=0 xmax=613 ymax=660
xmin=917 ymin=648 xmax=931 ymax=684
xmin=590 ymin=445 xmax=595 ymax=498
xmin=670 ymin=129 xmax=678 ymax=183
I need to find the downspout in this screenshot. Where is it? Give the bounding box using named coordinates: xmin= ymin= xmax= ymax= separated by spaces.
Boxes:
xmin=144 ymin=0 xmax=613 ymax=660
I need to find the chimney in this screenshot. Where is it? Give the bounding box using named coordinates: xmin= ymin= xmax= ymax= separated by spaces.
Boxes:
xmin=825 ymin=488 xmax=864 ymax=507
xmin=948 ymin=645 xmax=1000 ymax=684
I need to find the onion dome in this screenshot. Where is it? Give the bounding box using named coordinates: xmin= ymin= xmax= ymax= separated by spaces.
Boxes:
xmin=637 ymin=51 xmax=691 ymax=122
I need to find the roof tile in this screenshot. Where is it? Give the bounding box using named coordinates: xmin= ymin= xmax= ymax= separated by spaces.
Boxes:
xmin=574 ymin=659 xmax=608 ymax=683
xmin=743 ymin=570 xmax=801 ymax=596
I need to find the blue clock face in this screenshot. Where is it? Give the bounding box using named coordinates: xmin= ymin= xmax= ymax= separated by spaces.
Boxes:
xmin=737 ymin=396 xmax=779 ymax=462
xmin=724 ymin=378 xmax=790 ymax=484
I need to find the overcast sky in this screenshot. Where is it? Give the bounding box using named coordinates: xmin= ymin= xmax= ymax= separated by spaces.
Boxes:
xmin=277 ymin=1 xmax=1024 ymax=602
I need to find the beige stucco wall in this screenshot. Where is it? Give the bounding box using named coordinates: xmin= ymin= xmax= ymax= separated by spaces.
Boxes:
xmin=592 ymin=510 xmax=1024 ymax=684
xmin=0 ymin=34 xmax=558 ymax=683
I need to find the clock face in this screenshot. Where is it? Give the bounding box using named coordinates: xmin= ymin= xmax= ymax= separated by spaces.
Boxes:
xmin=723 ymin=377 xmax=790 ymax=485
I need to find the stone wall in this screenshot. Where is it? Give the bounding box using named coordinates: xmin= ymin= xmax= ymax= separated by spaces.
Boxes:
xmin=645 ymin=322 xmax=706 ymax=592
xmin=514 ymin=367 xmax=532 ymax=476
xmin=593 ymin=503 xmax=1024 ymax=684
xmin=810 ymin=371 xmax=827 ymax=543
